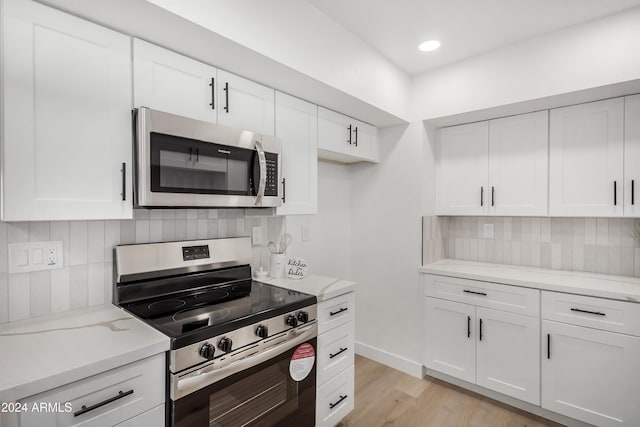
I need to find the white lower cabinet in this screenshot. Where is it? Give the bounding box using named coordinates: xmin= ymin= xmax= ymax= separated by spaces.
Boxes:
xmin=316 ymin=291 xmax=355 ymax=427
xmin=16 ymin=354 xmax=165 ymax=427
xmin=541 ymin=291 xmax=640 ymax=427
xmin=423 ymin=275 xmax=540 ymax=405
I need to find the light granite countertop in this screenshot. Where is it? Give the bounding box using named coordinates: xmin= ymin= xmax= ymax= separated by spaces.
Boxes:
xmin=0 ymin=304 xmax=169 ymax=403
xmin=258 ymin=274 xmax=356 ymax=301
xmin=419 ymin=259 xmax=640 ymax=303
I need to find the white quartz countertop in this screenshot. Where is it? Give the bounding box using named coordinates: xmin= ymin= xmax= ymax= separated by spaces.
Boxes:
xmin=0 ymin=304 xmax=170 ymax=402
xmin=419 ymin=259 xmax=640 ymax=303
xmin=258 ymin=274 xmax=356 ymax=301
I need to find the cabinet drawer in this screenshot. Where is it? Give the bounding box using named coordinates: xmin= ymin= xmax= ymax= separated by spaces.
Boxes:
xmin=316 ymin=365 xmax=354 ymax=427
xmin=18 ymin=354 xmax=164 ymax=427
xmin=317 ymin=321 xmax=354 ymax=386
xmin=318 ymin=292 xmax=355 ymax=334
xmin=424 ymin=274 xmax=539 ymax=316
xmin=542 ymin=291 xmax=640 ymax=336
xmin=114 ymin=404 xmax=164 ymax=426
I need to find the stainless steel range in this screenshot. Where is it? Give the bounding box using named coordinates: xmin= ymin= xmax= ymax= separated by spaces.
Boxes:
xmin=114 ymin=237 xmax=317 ymax=426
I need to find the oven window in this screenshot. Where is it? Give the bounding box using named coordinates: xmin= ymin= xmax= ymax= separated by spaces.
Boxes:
xmin=172 ymin=338 xmax=316 ymax=427
xmin=150 ymin=132 xmax=255 ymax=196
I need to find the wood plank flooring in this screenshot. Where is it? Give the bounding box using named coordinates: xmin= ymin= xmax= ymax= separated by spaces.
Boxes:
xmin=337 ymin=355 xmax=565 ymax=427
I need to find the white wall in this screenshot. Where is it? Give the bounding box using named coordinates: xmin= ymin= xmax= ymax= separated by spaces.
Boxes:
xmin=285 ymin=161 xmax=352 ymax=279
xmin=412 ymin=6 xmax=640 ymax=122
xmin=349 ymin=121 xmax=435 ymax=376
xmin=146 ymin=0 xmax=411 ymax=122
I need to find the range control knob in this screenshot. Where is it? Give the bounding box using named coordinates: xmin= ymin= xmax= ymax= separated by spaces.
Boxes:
xmin=218 ymin=337 xmax=233 ymax=353
xmin=256 ymin=324 xmax=269 ymax=339
xmin=286 ymin=314 xmax=298 ymax=328
xmin=297 ymin=311 xmax=309 ymax=323
xmin=199 ymin=343 xmax=215 ymax=361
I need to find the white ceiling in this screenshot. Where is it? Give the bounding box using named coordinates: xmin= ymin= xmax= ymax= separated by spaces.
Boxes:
xmin=306 ymin=0 xmax=640 ymax=75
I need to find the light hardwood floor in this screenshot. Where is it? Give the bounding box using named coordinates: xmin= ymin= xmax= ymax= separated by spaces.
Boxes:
xmin=337 ymin=355 xmax=565 ymax=427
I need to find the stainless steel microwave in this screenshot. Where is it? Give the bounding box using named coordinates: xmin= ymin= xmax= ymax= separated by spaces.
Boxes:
xmin=134 ymin=107 xmax=282 ymax=208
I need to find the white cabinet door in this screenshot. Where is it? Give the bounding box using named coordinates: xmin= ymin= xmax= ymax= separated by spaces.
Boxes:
xmin=549 ymin=98 xmax=624 ymax=217
xmin=541 ymin=320 xmax=640 ymax=427
xmin=423 ymin=297 xmax=476 ymax=383
xmin=352 ymin=119 xmax=379 ymax=163
xmin=317 ymin=107 xmax=378 ymax=163
xmin=2 ymin=0 xmax=132 ymax=221
xmin=275 ymin=92 xmax=317 ymax=215
xmin=436 ymin=121 xmax=489 ymax=215
xmin=133 ymin=38 xmax=217 ymax=123
xmin=217 ymin=70 xmax=274 ymax=136
xmin=476 ymin=307 xmax=540 ymax=405
xmin=624 ymin=94 xmax=640 ymax=217
xmin=488 ymin=111 xmax=548 ymax=216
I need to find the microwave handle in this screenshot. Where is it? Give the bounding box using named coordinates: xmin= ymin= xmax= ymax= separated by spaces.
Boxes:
xmin=254 ymin=140 xmax=267 ymax=205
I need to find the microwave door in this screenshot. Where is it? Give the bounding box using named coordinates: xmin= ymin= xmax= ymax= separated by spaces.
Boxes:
xmin=253 ymin=140 xmax=267 ymax=205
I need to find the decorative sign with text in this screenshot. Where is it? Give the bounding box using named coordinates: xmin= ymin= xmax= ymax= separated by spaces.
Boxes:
xmin=287 ymin=257 xmax=308 ymax=279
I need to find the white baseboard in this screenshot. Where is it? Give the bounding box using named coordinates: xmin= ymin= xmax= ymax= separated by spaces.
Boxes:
xmin=354 ymin=341 xmax=423 ymax=378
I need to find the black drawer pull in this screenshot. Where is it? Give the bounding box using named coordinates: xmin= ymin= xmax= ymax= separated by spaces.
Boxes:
xmin=329 ymin=307 xmax=348 ymax=316
xmin=74 ymin=389 xmax=134 ymax=417
xmin=480 ymin=187 xmax=484 ymax=206
xmin=120 ymin=163 xmax=126 ymax=201
xmin=209 ymin=77 xmax=215 ymax=109
xmin=479 ymin=318 xmax=483 ymax=341
xmin=463 ymin=290 xmax=487 ymax=296
xmin=329 ymin=395 xmax=347 ymax=410
xmin=467 ymin=315 xmax=471 ymax=338
xmin=571 ymin=308 xmax=606 ymax=316
xmin=547 ymin=334 xmax=551 ymax=359
xmin=329 ymin=347 xmax=348 ymax=359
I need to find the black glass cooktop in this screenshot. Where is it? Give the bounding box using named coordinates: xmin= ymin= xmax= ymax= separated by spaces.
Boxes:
xmin=122 ymin=279 xmax=315 ymax=349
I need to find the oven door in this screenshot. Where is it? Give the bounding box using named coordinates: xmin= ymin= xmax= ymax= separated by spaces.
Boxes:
xmin=171 ymin=337 xmax=317 ymax=427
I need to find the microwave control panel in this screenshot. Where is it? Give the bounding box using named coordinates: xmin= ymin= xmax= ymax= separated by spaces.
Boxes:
xmin=264 ymin=153 xmax=278 ymax=196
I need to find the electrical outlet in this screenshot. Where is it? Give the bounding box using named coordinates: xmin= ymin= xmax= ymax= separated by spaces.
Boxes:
xmin=9 ymin=241 xmax=64 ymax=273
xmin=252 ymin=226 xmax=263 ymax=246
xmin=483 ymin=224 xmax=494 ymax=239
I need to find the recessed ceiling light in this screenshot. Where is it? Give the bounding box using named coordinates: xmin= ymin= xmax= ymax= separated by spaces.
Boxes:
xmin=418 ymin=40 xmax=440 ymax=52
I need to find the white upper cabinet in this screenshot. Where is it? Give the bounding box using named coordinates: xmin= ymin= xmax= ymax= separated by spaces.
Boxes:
xmin=216 ymin=70 xmax=275 ymax=136
xmin=488 ymin=111 xmax=548 ymax=216
xmin=436 ymin=121 xmax=489 ymax=215
xmin=549 ymin=98 xmax=624 ymax=217
xmin=2 ymin=0 xmax=132 ymax=221
xmin=275 ymin=92 xmax=318 ymax=215
xmin=317 ymin=107 xmax=379 ymax=163
xmin=133 ymin=38 xmax=217 ymax=123
xmin=624 ymin=94 xmax=640 ymax=217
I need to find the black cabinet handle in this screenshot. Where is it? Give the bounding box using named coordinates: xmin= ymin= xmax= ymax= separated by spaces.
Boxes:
xmin=329 ymin=307 xmax=348 ymax=316
xmin=329 ymin=347 xmax=348 ymax=359
xmin=480 ymin=187 xmax=484 ymax=207
xmin=209 ymin=77 xmax=215 ymax=109
xmin=547 ymin=334 xmax=551 ymax=359
xmin=120 ymin=163 xmax=126 ymax=201
xmin=347 ymin=125 xmax=352 ymax=145
xmin=614 ymin=180 xmax=617 ymax=205
xmin=329 ymin=395 xmax=347 ymax=410
xmin=479 ymin=318 xmax=483 ymax=341
xmin=281 ymin=178 xmax=286 ymax=203
xmin=354 ymin=126 xmax=358 ymax=147
xmin=188 ymin=147 xmax=193 ymax=162
xmin=224 ymin=82 xmax=229 ymax=113
xmin=195 ymin=148 xmax=199 ymax=163
xmin=463 ymin=290 xmax=487 ymax=296
xmin=74 ymin=389 xmax=133 ymax=417
xmin=633 ymin=180 xmax=635 ymax=205
xmin=467 ymin=315 xmax=471 ymax=338
xmin=491 ymin=186 xmax=495 ymax=207
xmin=571 ymin=308 xmax=605 ymax=316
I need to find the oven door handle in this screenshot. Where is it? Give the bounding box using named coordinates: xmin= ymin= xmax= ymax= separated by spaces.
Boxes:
xmin=254 ymin=139 xmax=267 ymax=206
xmin=173 ymin=322 xmax=317 ymax=400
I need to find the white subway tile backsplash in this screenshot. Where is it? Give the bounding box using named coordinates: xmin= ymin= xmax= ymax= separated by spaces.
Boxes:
xmin=621 ymin=247 xmax=635 ymax=276
xmin=88 ymin=263 xmax=105 ymax=306
xmin=135 ymin=220 xmax=150 ymax=243
xmin=596 ymin=246 xmax=608 ymax=274
xmin=29 ymin=222 xmax=50 ymax=242
xmin=69 ymin=221 xmax=88 ymax=266
xmin=596 ymin=218 xmax=609 ymax=246
xmin=175 ymin=209 xmax=187 ymax=220
xmin=0 ymin=275 xmax=8 ymax=323
xmin=150 ymin=210 xmax=163 ymax=220
xmin=50 ymin=221 xmax=70 ymax=266
xmin=104 ymin=265 xmax=113 ymax=304
xmin=119 ymin=220 xmax=136 ymax=244
xmin=150 ymin=220 xmax=163 ymax=242
xmin=29 ymin=271 xmax=51 ymax=318
xmin=186 ymin=220 xmax=198 ymax=240
xmin=0 ymin=223 xmax=7 ymax=274
xmin=551 ymin=243 xmax=562 ymax=270
xmin=162 ymin=209 xmax=176 ymax=220
xmin=609 ymin=219 xmax=621 ymax=247
xmin=87 ymin=221 xmax=105 ymax=264
xmin=8 ymin=223 xmax=29 ymax=243
xmin=197 ymin=219 xmax=208 ymax=239
xmin=585 ymin=218 xmax=597 ymax=245
xmin=162 ymin=220 xmax=176 ymax=242
xmin=8 ymin=273 xmax=29 ymax=322
xmin=540 ymin=218 xmax=551 ymax=242
xmin=134 ymin=209 xmax=150 ymax=220
xmin=530 ymin=242 xmax=541 ymax=267
xmin=217 ymin=219 xmax=228 ymax=238
xmin=69 ymin=265 xmax=88 ymax=310
xmin=175 ymin=220 xmax=187 ymax=241
xmin=51 ymin=268 xmax=70 ymax=313
xmin=104 ymin=221 xmax=120 ymax=262
xmin=187 ymin=209 xmax=198 ymax=220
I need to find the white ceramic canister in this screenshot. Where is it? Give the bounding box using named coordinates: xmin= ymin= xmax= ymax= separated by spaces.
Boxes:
xmin=269 ymin=253 xmax=288 ymax=278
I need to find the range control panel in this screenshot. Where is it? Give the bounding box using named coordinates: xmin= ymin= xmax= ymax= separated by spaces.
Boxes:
xmin=264 ymin=152 xmax=278 ymax=197
xmin=182 ymin=245 xmax=210 ymax=261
